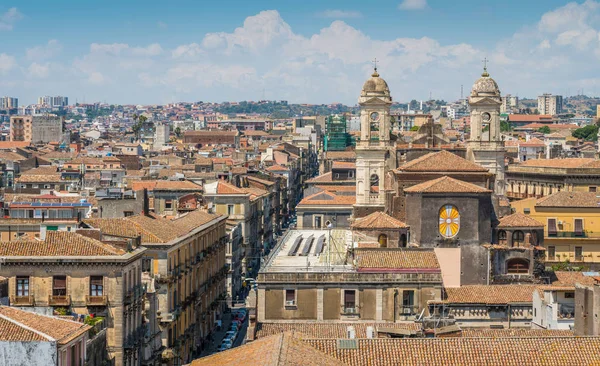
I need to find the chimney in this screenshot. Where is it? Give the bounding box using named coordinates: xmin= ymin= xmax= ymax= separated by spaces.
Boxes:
xmin=142 ymin=188 xmax=149 ymax=216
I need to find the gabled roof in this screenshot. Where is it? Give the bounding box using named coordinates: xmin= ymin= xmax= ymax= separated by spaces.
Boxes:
xmin=191 ymin=332 xmax=343 ymax=366
xmin=355 ymin=249 xmax=440 ymax=271
xmin=398 ymin=150 xmax=488 ymax=173
xmin=497 ymin=212 xmax=543 ymax=228
xmin=351 ymin=211 xmax=408 ymax=229
xmin=298 ymin=191 xmax=356 ymax=206
xmin=404 ymin=176 xmax=491 ymax=194
xmin=216 ymin=181 xmax=248 ymax=195
xmin=519 ymin=137 xmax=545 ymax=147
xmin=552 ymin=271 xmax=598 ymax=287
xmin=0 ymin=307 xmax=90 ymax=345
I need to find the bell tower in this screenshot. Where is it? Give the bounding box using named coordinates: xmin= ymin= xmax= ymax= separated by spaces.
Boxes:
xmin=467 ymin=61 xmax=506 ymax=196
xmin=353 ymin=62 xmax=394 ymax=219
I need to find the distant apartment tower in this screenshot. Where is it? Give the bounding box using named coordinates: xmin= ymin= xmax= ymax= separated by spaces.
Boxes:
xmin=0 ymin=96 xmax=18 ymax=109
xmin=38 ymin=95 xmax=68 ymax=107
xmin=501 ymin=94 xmax=519 ymax=114
xmin=537 ymin=94 xmax=563 ymax=115
xmin=153 ymin=122 xmax=170 ymax=150
xmin=10 ymin=115 xmax=64 ymax=143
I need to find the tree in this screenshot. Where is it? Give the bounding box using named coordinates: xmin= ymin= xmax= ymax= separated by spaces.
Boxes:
xmin=572 ymin=124 xmax=599 ymax=141
xmin=410 ymin=126 xmax=419 ymax=131
xmin=500 ymin=121 xmax=511 ymax=132
xmin=175 ymin=126 xmax=182 ymax=138
xmin=538 ymin=126 xmax=551 ymax=134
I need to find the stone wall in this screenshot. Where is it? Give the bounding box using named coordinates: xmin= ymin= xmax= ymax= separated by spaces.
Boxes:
xmin=0 ymin=341 xmax=57 ymax=366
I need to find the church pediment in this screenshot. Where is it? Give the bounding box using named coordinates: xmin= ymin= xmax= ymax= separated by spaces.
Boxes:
xmin=359 ymin=97 xmax=392 ymax=106
xmin=470 ymin=96 xmax=502 ymax=105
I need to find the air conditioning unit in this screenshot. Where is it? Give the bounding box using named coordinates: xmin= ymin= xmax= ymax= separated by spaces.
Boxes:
xmin=285 ymin=300 xmax=296 ymax=306
xmin=558 ymin=220 xmax=563 ymax=225
xmin=403 ymin=308 xmax=412 ymax=315
xmin=161 ymin=313 xmax=175 ymax=322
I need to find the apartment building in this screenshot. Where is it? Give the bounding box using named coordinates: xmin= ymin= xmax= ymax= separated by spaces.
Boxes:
xmin=537 ymin=94 xmax=563 ymax=115
xmin=82 ymin=209 xmax=228 ymax=365
xmin=0 ymin=231 xmax=147 ymax=366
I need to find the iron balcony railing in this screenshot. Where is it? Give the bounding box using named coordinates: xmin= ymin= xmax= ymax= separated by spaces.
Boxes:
xmin=86 ymin=295 xmax=108 ymax=306
xmin=48 ymin=295 xmax=71 ymax=306
xmin=10 ymin=295 xmax=34 ymax=306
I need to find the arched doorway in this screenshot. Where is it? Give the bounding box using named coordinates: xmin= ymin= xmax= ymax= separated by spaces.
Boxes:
xmin=378 ymin=234 xmax=388 ymax=248
xmin=400 ymin=234 xmax=407 ymax=248
xmin=506 ymin=258 xmax=529 ymax=274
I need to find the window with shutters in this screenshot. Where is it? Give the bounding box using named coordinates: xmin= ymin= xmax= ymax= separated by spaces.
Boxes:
xmin=90 ymin=276 xmax=103 ymax=296
xmin=284 ymin=289 xmax=296 ymax=307
xmin=547 ymin=219 xmax=557 ymax=236
xmin=344 ymin=290 xmax=356 ymax=313
xmin=507 ymin=258 xmax=529 ymax=274
xmin=16 ymin=276 xmax=29 ymax=296
xmin=548 ymin=246 xmax=556 ymax=260
xmin=512 ymin=230 xmax=525 ymax=247
xmin=575 ymin=247 xmax=583 ymax=261
xmin=574 ymin=219 xmax=584 ymax=236
xmin=53 ymin=276 xmax=67 ymax=296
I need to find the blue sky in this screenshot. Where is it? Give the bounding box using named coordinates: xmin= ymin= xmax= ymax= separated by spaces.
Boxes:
xmin=1 ymin=0 xmax=600 ymax=105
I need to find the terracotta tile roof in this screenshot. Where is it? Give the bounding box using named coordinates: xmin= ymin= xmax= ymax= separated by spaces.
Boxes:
xmin=124 ymin=215 xmax=181 ymax=242
xmin=398 ymin=150 xmax=488 ymax=173
xmin=298 ymin=191 xmax=356 ymax=206
xmin=518 ymin=158 xmax=596 ymax=169
xmin=266 ymin=164 xmax=288 ymax=172
xmin=325 ymin=151 xmax=356 ymax=160
xmin=355 ymin=249 xmax=440 ymax=271
xmin=332 ymin=161 xmax=356 ymax=170
xmin=306 ymin=172 xmax=333 ymax=183
xmin=0 ymin=151 xmax=29 ymax=161
xmin=15 ymin=173 xmax=63 ymax=183
xmin=508 ymin=114 xmax=553 ymax=122
xmin=518 ymin=122 xmax=576 ymax=129
xmin=171 ymin=210 xmax=222 ymax=233
xmin=0 ymin=141 xmax=31 ymax=149
xmin=536 ymin=191 xmax=600 ymax=208
xmin=460 ymin=328 xmax=573 ymax=338
xmin=519 ymin=137 xmax=545 ymax=147
xmin=0 ymin=231 xmax=124 ymax=256
xmin=216 ymin=181 xmax=248 ymax=195
xmin=304 ymin=337 xmax=600 ymax=366
xmin=497 ymin=212 xmax=543 ymax=228
xmin=552 ymin=271 xmax=598 ymax=287
xmin=404 ymin=176 xmax=491 ymax=194
xmin=436 ymin=285 xmax=537 ymax=304
xmin=256 ymin=322 xmax=419 ymax=339
xmin=315 ymin=185 xmax=356 ymax=193
xmin=0 ymin=307 xmax=90 ymax=345
xmin=192 ymin=332 xmax=342 ymax=366
xmin=351 ymin=211 xmax=408 ymax=229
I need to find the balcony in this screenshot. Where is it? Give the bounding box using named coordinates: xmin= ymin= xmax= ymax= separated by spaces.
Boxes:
xmin=341 ymin=307 xmax=359 ymax=316
xmin=10 ymin=295 xmax=34 ymax=306
xmin=558 ymin=303 xmax=575 ymax=319
xmin=86 ymin=295 xmax=107 ymax=306
xmin=547 ymin=231 xmax=587 ymax=238
xmin=48 ymin=295 xmax=71 ymax=306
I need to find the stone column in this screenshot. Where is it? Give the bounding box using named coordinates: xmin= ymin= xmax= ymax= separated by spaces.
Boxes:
xmin=376 ymin=288 xmax=383 ymax=321
xmin=317 ymin=288 xmax=324 ymax=321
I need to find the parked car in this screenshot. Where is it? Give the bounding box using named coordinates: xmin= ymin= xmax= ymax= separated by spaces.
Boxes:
xmin=221 ymin=338 xmax=233 ymax=349
xmin=229 ymin=323 xmax=239 ymax=332
xmin=225 ymin=330 xmax=237 ymax=342
xmin=217 ymin=343 xmax=229 ymax=352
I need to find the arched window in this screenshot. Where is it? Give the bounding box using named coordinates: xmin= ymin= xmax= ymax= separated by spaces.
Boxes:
xmin=439 ymin=204 xmax=460 ymax=238
xmin=370 ymin=174 xmax=379 ymax=193
xmin=506 ymin=258 xmax=529 ymax=274
xmin=378 ymin=234 xmax=388 ymax=248
xmin=512 ymin=230 xmax=524 ymax=247
xmin=498 ymin=230 xmax=507 ymax=245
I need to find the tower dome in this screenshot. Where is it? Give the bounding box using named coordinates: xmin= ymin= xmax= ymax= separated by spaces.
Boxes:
xmin=471 ymin=67 xmax=500 ymax=97
xmin=361 ymin=69 xmax=391 ymax=99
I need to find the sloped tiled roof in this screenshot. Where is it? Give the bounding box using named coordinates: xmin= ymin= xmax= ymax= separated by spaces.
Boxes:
xmin=216 ymin=181 xmax=248 ymax=195
xmin=497 ymin=212 xmax=543 ymax=228
xmin=191 ymin=332 xmax=342 ymax=366
xmin=351 ymin=211 xmax=408 ymax=229
xmin=460 ymin=328 xmax=573 ymax=338
xmin=256 ymin=322 xmax=419 ymax=339
xmin=0 ymin=231 xmax=124 ymax=256
xmin=404 ymin=176 xmax=491 ymax=194
xmin=519 ymin=137 xmax=545 ymax=147
xmin=304 ymin=337 xmax=600 ymax=366
xmin=0 ymin=307 xmax=90 ymax=345
xmin=436 ymin=285 xmax=537 ymax=304
xmin=325 ymin=151 xmax=356 ymax=160
xmin=518 ymin=158 xmax=596 ymax=169
xmin=536 ymin=191 xmax=600 ymax=208
xmin=332 ymin=161 xmax=356 ymax=170
xmin=306 ymin=172 xmax=333 ymax=183
xmin=398 ymin=150 xmax=488 ymax=173
xmin=355 ymin=249 xmax=440 ymax=270
xmin=298 ymin=191 xmax=356 ymax=206
xmin=552 ymin=271 xmax=597 ymax=287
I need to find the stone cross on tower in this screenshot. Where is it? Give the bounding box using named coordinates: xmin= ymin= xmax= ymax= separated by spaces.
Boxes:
xmin=372 ymin=58 xmax=378 ymax=72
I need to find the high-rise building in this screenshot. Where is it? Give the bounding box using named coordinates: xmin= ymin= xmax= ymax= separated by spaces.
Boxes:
xmin=501 ymin=94 xmax=519 ymax=114
xmin=38 ymin=95 xmax=69 ymax=107
xmin=0 ymin=96 xmax=18 ymax=109
xmin=537 ymin=93 xmax=563 ymax=115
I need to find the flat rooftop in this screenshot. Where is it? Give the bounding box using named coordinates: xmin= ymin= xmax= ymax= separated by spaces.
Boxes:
xmin=262 ymin=229 xmax=353 ymax=273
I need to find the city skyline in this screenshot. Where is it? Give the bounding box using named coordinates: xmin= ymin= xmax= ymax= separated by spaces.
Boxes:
xmin=1 ymin=1 xmax=600 ymax=105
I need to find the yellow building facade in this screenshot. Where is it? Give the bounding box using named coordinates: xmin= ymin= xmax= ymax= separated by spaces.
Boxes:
xmin=511 ymin=192 xmax=600 ymax=266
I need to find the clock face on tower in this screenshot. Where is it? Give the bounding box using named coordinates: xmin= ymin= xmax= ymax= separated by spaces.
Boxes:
xmin=370 ymin=112 xmax=380 ymax=122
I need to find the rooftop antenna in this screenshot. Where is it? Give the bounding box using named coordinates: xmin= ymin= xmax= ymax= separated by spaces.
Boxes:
xmin=460 ymin=85 xmax=464 ymax=100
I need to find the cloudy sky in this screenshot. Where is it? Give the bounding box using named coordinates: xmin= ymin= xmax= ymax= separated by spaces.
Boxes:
xmin=1 ymin=0 xmax=600 ymax=105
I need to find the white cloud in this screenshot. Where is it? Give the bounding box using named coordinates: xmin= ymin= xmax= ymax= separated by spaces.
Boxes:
xmin=26 ymin=40 xmax=62 ymax=61
xmin=90 ymin=43 xmax=129 ymax=55
xmin=88 ymin=71 xmax=106 ymax=85
xmin=398 ymin=0 xmax=428 ymax=10
xmin=131 ymin=43 xmax=163 ymax=56
xmin=0 ymin=7 xmax=23 ymax=31
xmin=172 ymin=43 xmax=203 ymax=58
xmin=157 ymin=21 xmax=168 ymax=29
xmin=0 ymin=53 xmax=16 ymax=73
xmin=27 ymin=62 xmax=50 ymax=78
xmin=317 ymin=10 xmax=362 ymax=19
